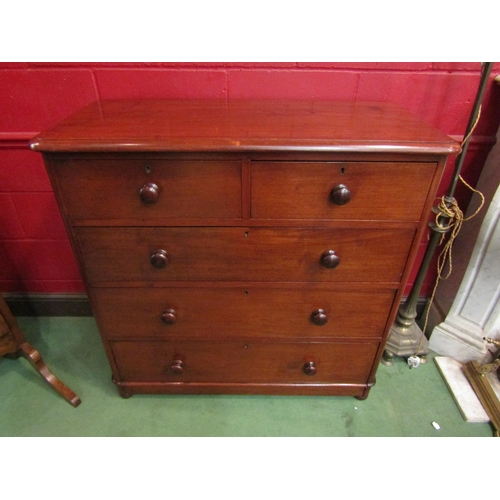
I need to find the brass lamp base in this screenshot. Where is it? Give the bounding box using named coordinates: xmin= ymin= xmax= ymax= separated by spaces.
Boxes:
xmin=380 ymin=63 xmax=493 ymax=371
xmin=381 ymin=322 xmax=430 ymax=366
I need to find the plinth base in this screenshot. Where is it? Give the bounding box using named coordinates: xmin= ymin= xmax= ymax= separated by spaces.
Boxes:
xmin=381 ymin=321 xmax=430 ymax=366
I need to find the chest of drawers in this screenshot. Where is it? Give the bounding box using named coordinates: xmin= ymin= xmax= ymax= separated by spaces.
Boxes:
xmin=30 ymin=100 xmax=459 ymax=399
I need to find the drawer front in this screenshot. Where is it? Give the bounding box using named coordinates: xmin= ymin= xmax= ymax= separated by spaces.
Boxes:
xmin=111 ymin=340 xmax=379 ymax=384
xmin=76 ymin=227 xmax=415 ymax=283
xmin=93 ymin=286 xmax=396 ymax=340
xmin=50 ymin=159 xmax=242 ymax=220
xmin=251 ymin=161 xmax=436 ymax=221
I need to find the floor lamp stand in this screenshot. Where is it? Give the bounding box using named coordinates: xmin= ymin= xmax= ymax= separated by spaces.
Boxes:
xmin=381 ymin=62 xmax=494 ymax=368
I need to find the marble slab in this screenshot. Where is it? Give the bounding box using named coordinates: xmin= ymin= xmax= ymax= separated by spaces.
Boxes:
xmin=434 ymin=356 xmax=489 ymax=422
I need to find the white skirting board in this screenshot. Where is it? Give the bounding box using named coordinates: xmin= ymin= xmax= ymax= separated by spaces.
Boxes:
xmin=434 ymin=356 xmax=500 ymax=423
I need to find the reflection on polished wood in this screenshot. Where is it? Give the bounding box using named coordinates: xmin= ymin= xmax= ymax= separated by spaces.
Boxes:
xmin=30 ymin=100 xmax=460 ymax=154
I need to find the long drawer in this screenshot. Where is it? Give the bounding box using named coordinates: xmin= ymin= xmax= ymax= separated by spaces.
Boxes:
xmin=92 ymin=286 xmax=396 ymax=340
xmin=110 ymin=340 xmax=379 ymax=385
xmin=251 ymin=161 xmax=436 ymax=221
xmin=76 ymin=227 xmax=416 ymax=283
xmin=50 ymin=159 xmax=242 ymax=220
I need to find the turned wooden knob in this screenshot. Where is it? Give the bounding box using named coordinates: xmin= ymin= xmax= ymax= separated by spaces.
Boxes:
xmin=161 ymin=309 xmax=177 ymax=325
xmin=320 ymin=250 xmax=340 ymax=269
xmin=311 ymin=309 xmax=328 ymax=326
xmin=303 ymin=361 xmax=317 ymax=376
xmin=139 ymin=183 xmax=160 ymax=204
xmin=171 ymin=359 xmax=184 ymax=374
xmin=150 ymin=249 xmax=169 ymax=268
xmin=330 ymin=184 xmax=351 ymax=205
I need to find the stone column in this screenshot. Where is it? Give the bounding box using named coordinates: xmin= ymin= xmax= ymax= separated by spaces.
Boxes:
xmin=428 ymin=129 xmax=500 ymax=362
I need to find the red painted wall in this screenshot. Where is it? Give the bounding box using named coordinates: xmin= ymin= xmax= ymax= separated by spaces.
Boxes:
xmin=1 ymin=62 xmax=499 ymax=296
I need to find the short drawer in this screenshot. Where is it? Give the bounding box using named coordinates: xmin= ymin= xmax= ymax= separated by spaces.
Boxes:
xmin=93 ymin=286 xmax=396 ymax=340
xmin=111 ymin=340 xmax=379 ymax=385
xmin=76 ymin=226 xmax=416 ymax=283
xmin=49 ymin=158 xmax=242 ymax=220
xmin=250 ymin=161 xmax=436 ymax=221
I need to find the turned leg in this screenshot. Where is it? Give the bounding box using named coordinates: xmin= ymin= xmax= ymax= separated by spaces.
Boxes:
xmin=113 ymin=378 xmax=133 ymax=398
xmin=355 ymin=385 xmax=372 ymax=400
xmin=118 ymin=388 xmax=133 ymax=399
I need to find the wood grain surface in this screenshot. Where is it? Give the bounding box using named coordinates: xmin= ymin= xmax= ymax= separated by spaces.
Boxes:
xmin=31 ymin=100 xmax=460 ymax=154
xmin=75 ymin=226 xmax=416 ymax=283
xmin=92 ymin=286 xmax=397 ymax=340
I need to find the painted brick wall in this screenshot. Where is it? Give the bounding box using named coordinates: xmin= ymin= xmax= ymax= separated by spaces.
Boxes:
xmin=1 ymin=62 xmax=499 ymax=296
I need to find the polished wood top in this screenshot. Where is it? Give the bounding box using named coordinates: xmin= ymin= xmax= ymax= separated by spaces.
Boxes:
xmin=30 ymin=99 xmax=460 ymax=154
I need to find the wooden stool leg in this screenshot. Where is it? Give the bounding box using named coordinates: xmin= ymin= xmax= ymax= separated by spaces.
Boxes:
xmin=1 ymin=295 xmax=81 ymax=407
xmin=18 ymin=341 xmax=81 ymax=407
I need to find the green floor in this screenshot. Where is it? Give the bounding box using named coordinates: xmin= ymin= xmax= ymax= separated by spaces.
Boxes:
xmin=0 ymin=316 xmax=495 ymax=437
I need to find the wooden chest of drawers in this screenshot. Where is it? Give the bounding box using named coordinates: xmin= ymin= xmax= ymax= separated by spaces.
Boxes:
xmin=31 ymin=100 xmax=459 ymax=399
